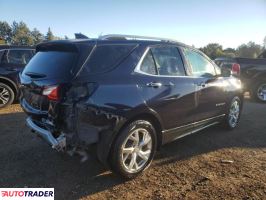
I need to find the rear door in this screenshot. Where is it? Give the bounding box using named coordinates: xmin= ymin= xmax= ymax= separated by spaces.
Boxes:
xmin=135 ymin=45 xmax=197 ymax=135
xmin=181 ymin=47 xmax=226 ymax=123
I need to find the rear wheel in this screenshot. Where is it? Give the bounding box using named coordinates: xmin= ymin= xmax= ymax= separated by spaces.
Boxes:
xmin=252 ymin=81 xmax=266 ymax=103
xmin=223 ymin=96 xmax=241 ymax=130
xmin=109 ymin=120 xmax=157 ymax=179
xmin=0 ymin=83 xmax=14 ymax=108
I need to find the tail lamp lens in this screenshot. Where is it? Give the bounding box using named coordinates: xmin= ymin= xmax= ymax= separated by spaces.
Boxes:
xmin=43 ymin=85 xmax=60 ymax=101
xmin=232 ymin=63 xmax=240 ymax=75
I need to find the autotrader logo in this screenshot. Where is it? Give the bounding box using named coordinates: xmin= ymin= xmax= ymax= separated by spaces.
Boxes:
xmin=0 ymin=188 xmax=54 ymax=199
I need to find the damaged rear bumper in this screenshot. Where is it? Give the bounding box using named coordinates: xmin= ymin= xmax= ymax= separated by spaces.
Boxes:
xmin=26 ymin=117 xmax=66 ymax=151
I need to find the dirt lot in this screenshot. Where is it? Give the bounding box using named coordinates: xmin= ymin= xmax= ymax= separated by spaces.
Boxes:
xmin=0 ymin=99 xmax=265 ymax=200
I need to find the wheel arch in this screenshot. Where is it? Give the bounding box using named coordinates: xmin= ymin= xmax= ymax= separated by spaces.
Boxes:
xmin=97 ymin=110 xmax=164 ymax=167
xmin=119 ymin=112 xmax=163 ymax=150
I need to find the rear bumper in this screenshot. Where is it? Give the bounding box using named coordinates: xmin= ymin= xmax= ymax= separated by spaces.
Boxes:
xmin=26 ymin=117 xmax=66 ymax=151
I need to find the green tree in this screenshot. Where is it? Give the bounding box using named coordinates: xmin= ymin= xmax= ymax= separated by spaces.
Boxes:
xmin=11 ymin=21 xmax=34 ymax=45
xmin=45 ymin=27 xmax=55 ymax=41
xmin=0 ymin=38 xmax=5 ymax=44
xmin=31 ymin=28 xmax=44 ymax=44
xmin=200 ymin=43 xmax=225 ymax=59
xmin=236 ymin=41 xmax=262 ymax=58
xmin=223 ymin=48 xmax=236 ymax=58
xmin=0 ymin=21 xmax=12 ymax=44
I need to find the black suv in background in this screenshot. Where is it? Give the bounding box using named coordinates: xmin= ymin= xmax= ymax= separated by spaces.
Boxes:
xmin=20 ymin=35 xmax=243 ymax=178
xmin=214 ymin=50 xmax=266 ymax=103
xmin=0 ymin=46 xmax=35 ymax=108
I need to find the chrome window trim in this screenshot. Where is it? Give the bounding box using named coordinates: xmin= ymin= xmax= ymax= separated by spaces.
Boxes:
xmin=134 ymin=47 xmax=189 ymax=78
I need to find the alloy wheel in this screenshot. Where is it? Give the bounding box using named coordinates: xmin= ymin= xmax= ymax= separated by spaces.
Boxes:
xmin=121 ymin=128 xmax=152 ymax=173
xmin=257 ymin=84 xmax=266 ymax=102
xmin=228 ymin=100 xmax=240 ymax=128
xmin=0 ymin=86 xmax=10 ymax=107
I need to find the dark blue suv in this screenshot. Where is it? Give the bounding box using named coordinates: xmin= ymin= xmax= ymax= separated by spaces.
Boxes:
xmin=0 ymin=46 xmax=34 ymax=108
xmin=20 ymin=35 xmax=243 ymax=178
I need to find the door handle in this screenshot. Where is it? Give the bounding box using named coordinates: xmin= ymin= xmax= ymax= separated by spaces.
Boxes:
xmin=146 ymin=82 xmax=162 ymax=88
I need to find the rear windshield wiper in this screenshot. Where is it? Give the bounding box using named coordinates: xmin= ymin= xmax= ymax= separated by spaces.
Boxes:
xmin=25 ymin=72 xmax=47 ymax=79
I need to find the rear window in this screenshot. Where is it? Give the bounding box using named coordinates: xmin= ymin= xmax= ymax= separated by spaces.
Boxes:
xmin=81 ymin=44 xmax=136 ymax=74
xmin=22 ymin=51 xmax=78 ymax=79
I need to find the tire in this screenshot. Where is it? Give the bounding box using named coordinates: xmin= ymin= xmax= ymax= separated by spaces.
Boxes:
xmin=109 ymin=120 xmax=157 ymax=179
xmin=251 ymin=81 xmax=266 ymax=103
xmin=0 ymin=83 xmax=15 ymax=109
xmin=223 ymin=96 xmax=242 ymax=130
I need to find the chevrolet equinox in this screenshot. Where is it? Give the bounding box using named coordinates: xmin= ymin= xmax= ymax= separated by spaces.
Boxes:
xmin=20 ymin=35 xmax=243 ymax=178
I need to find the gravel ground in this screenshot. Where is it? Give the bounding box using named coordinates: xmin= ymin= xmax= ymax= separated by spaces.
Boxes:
xmin=0 ymin=99 xmax=265 ymax=200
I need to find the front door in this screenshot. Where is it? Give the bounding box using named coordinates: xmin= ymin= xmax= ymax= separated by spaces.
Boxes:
xmin=181 ymin=47 xmax=226 ymax=123
xmin=135 ymin=46 xmax=197 ymax=134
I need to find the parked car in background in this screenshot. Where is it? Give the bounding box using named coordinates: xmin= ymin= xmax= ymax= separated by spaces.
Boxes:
xmin=20 ymin=35 xmax=243 ymax=178
xmin=0 ymin=46 xmax=35 ymax=108
xmin=215 ymin=50 xmax=266 ymax=103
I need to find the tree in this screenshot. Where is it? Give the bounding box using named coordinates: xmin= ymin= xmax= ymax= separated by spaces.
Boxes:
xmin=200 ymin=43 xmax=225 ymax=59
xmin=263 ymin=36 xmax=266 ymax=49
xmin=45 ymin=27 xmax=55 ymax=41
xmin=223 ymin=48 xmax=236 ymax=58
xmin=0 ymin=38 xmax=5 ymax=44
xmin=31 ymin=28 xmax=44 ymax=44
xmin=236 ymin=41 xmax=262 ymax=58
xmin=0 ymin=21 xmax=12 ymax=44
xmin=11 ymin=21 xmax=34 ymax=45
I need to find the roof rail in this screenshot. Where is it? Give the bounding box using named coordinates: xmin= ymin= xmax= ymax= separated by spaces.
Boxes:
xmin=98 ymin=34 xmax=179 ymax=43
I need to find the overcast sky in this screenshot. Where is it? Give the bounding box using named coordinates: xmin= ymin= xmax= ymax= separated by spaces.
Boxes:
xmin=0 ymin=0 xmax=265 ymax=48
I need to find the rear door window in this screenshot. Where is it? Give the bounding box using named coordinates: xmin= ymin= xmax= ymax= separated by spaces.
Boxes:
xmin=81 ymin=44 xmax=136 ymax=74
xmin=151 ymin=46 xmax=186 ymax=76
xmin=139 ymin=50 xmax=157 ymax=75
xmin=22 ymin=51 xmax=78 ymax=79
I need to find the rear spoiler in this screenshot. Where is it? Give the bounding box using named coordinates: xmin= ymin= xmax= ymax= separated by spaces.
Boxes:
xmin=75 ymin=33 xmax=89 ymax=39
xmin=36 ymin=41 xmax=79 ymax=53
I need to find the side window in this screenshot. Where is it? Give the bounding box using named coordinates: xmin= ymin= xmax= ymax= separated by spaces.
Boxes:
xmin=139 ymin=50 xmax=157 ymax=75
xmin=151 ymin=47 xmax=186 ymax=76
xmin=2 ymin=50 xmax=33 ymax=65
xmin=183 ymin=48 xmax=216 ymax=77
xmin=83 ymin=44 xmax=136 ymax=74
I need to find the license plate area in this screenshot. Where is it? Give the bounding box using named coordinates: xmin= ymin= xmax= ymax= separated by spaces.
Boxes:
xmin=22 ymin=88 xmax=49 ymax=111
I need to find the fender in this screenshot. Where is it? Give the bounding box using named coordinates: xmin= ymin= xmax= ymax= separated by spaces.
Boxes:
xmin=253 ymin=71 xmax=266 ymax=82
xmin=96 ymin=105 xmax=163 ymax=167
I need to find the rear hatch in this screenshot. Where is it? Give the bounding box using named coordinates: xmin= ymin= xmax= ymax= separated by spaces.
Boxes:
xmin=20 ymin=40 xmax=94 ymax=113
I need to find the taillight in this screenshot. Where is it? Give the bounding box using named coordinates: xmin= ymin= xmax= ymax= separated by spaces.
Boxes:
xmin=232 ymin=63 xmax=240 ymax=75
xmin=43 ymin=85 xmax=60 ymax=101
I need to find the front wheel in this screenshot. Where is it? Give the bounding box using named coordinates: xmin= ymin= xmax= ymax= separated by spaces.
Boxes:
xmin=223 ymin=96 xmax=242 ymax=130
xmin=109 ymin=120 xmax=157 ymax=179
